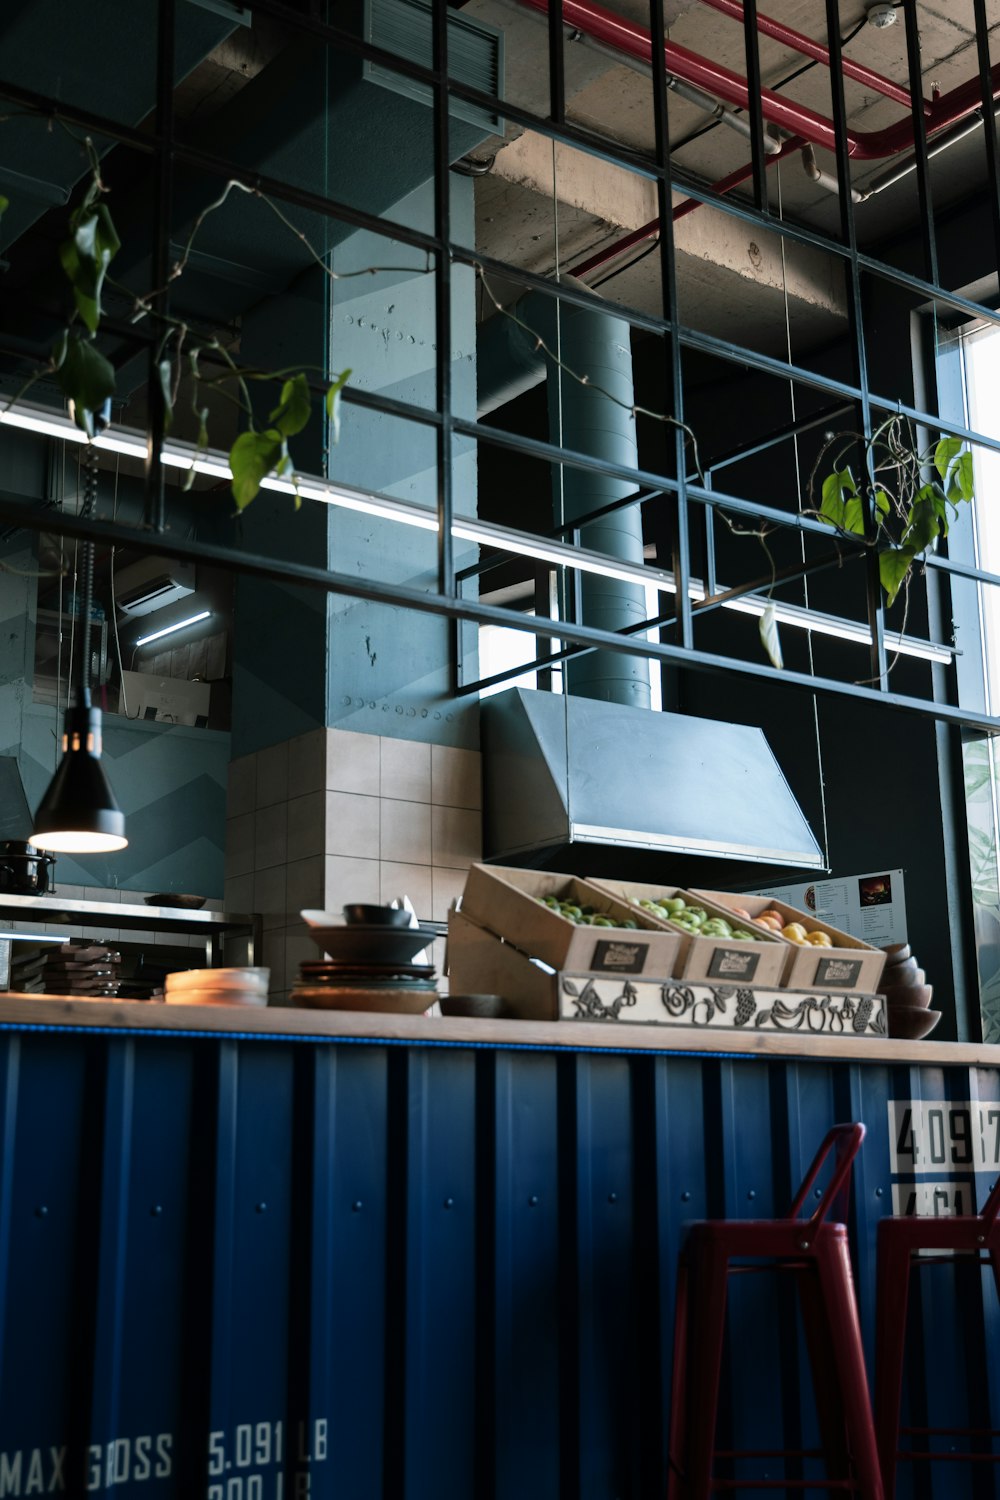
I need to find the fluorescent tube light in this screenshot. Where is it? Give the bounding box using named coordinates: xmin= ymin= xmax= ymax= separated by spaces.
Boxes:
xmin=9 ymin=933 xmax=71 ymax=944
xmin=1 ymin=400 xmax=955 ymax=665
xmin=134 ymin=610 xmax=211 ymax=648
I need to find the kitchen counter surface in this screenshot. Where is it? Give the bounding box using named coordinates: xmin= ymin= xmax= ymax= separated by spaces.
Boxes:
xmin=0 ymin=990 xmax=989 ymax=1066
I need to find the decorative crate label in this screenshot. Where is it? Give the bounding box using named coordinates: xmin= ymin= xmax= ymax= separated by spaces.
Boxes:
xmin=707 ymin=947 xmax=761 ymax=982
xmin=559 ymin=975 xmax=886 ymax=1036
xmin=590 ymin=939 xmax=648 ymax=974
xmin=814 ymin=956 xmax=864 ymax=988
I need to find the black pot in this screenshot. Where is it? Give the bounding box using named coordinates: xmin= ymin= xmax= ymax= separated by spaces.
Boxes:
xmin=0 ymin=841 xmax=57 ymax=895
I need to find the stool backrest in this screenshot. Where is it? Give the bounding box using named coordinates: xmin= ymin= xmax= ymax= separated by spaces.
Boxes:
xmin=786 ymin=1122 xmax=865 ymax=1228
xmin=981 ymin=1174 xmax=1000 ymax=1228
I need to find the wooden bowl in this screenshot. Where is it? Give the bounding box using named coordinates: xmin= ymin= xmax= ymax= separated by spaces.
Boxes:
xmin=883 ymin=964 xmax=925 ymax=990
xmin=882 ymin=942 xmax=911 ymax=964
xmin=887 ymin=1006 xmax=940 ymax=1040
xmin=884 ymin=983 xmax=933 ymax=1011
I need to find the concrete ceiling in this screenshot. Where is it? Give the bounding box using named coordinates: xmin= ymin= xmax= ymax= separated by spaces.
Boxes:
xmin=466 ymin=0 xmax=1000 ymax=352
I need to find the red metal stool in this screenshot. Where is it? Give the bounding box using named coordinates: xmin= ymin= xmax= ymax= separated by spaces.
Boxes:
xmin=874 ymin=1175 xmax=1000 ymax=1496
xmin=667 ymin=1122 xmax=883 ymax=1499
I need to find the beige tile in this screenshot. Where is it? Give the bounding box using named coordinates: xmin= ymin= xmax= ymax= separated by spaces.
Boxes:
xmin=225 ymin=872 xmax=254 ymax=913
xmin=253 ymin=864 xmax=287 ymax=930
xmin=326 ymin=728 xmax=381 ymax=797
xmin=287 ymin=790 xmax=326 ymax=861
xmin=324 ymin=855 xmax=381 ymax=913
xmin=284 ymin=932 xmax=316 ymax=990
xmin=325 ymin=790 xmax=380 ymax=860
xmin=256 ymin=740 xmax=289 ymax=808
xmin=380 ymin=800 xmax=432 ymax=865
xmin=85 ymin=885 xmax=121 ymax=905
xmin=380 ymin=737 xmax=431 ymax=804
xmin=431 ymin=745 xmax=482 ymax=810
xmin=379 ymin=862 xmax=433 ymax=918
xmin=286 ymin=855 xmax=324 ymax=915
xmin=431 ymin=866 xmax=468 ymax=922
xmin=254 ymin=803 xmax=287 ymax=871
xmin=431 ymin=806 xmax=482 ymax=869
xmin=225 ymin=812 xmax=255 ymax=878
xmin=288 ymin=729 xmax=326 ymax=798
xmin=261 ymin=931 xmax=285 ymax=989
xmin=228 ymin=754 xmax=256 ymax=818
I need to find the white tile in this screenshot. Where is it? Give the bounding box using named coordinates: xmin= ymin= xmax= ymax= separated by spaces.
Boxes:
xmin=204 ymin=898 xmax=224 ymax=913
xmin=284 ymin=932 xmax=315 ymax=990
xmin=380 ymin=800 xmax=432 ymax=865
xmin=431 ymin=745 xmax=482 ymax=810
xmin=122 ymin=929 xmax=155 ymax=946
xmin=326 ymin=728 xmax=381 ymax=797
xmin=325 ymin=791 xmax=380 ymax=860
xmin=431 ymin=866 xmax=468 ymax=922
xmin=225 ymin=812 xmax=255 ymax=878
xmin=323 ymin=855 xmax=381 ymax=913
xmin=287 ymin=790 xmax=326 ymax=861
xmin=256 ymin=740 xmax=289 ymax=808
xmin=286 ymin=855 xmax=324 ymax=915
xmin=227 ymin=754 xmax=256 ymax=818
xmin=253 ymin=864 xmax=287 ymax=929
xmin=431 ymin=806 xmax=482 ymax=869
xmin=85 ymin=885 xmax=121 ymax=905
xmin=225 ymin=873 xmax=255 ymax=913
xmin=287 ymin=729 xmax=326 ymax=798
xmin=254 ymin=803 xmax=287 ymax=871
xmin=379 ymin=862 xmax=433 ymax=918
xmin=261 ymin=931 xmax=285 ymax=989
xmin=380 ymin=737 xmax=431 ymax=804
xmin=57 ymin=884 xmax=86 ymax=901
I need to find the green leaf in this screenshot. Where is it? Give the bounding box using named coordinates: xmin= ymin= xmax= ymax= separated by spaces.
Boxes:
xmin=956 ymin=450 xmax=974 ymax=502
xmin=902 ymin=485 xmax=943 ymax=557
xmin=759 ymin=601 xmax=783 ymax=670
xmin=934 ymin=435 xmax=963 ymax=482
xmin=269 ymin=372 xmax=311 ymax=439
xmin=0 ymin=194 xmax=8 ymax=225
xmin=183 ymin=405 xmax=210 ymax=493
xmin=325 ymin=368 xmax=351 ymax=446
xmin=229 ymin=427 xmax=283 ymax=511
xmin=879 ymin=545 xmax=915 ymax=607
xmin=873 ymin=489 xmax=891 ymax=517
xmin=157 ymin=358 xmax=174 ymax=434
xmin=59 ymin=202 xmax=120 ymax=333
xmin=52 ymin=333 xmax=115 ymax=436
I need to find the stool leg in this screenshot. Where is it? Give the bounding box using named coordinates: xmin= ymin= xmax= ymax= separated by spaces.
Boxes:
xmin=680 ymin=1243 xmax=730 ymax=1500
xmin=874 ymin=1235 xmax=911 ymax=1500
xmin=797 ymin=1267 xmax=850 ymax=1480
xmin=815 ymin=1237 xmax=884 ymax=1500
xmin=667 ymin=1256 xmax=691 ymax=1500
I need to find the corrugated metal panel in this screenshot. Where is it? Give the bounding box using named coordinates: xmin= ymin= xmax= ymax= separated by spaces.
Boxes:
xmin=0 ymin=1026 xmax=997 ymax=1498
xmin=365 ymin=0 xmax=503 ymax=133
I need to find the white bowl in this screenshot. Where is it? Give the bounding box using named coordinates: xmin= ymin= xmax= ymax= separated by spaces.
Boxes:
xmin=164 ymin=987 xmax=269 ymax=1007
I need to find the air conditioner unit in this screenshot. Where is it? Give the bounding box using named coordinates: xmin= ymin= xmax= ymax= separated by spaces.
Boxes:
xmin=114 ymin=557 xmax=196 ymax=618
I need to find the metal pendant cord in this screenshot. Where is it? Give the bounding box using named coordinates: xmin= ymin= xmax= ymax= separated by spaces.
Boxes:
xmin=78 ymin=440 xmax=98 ymax=702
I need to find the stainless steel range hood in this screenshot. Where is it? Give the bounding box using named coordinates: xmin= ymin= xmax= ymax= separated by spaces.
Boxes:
xmin=481 ymin=689 xmax=825 ymax=885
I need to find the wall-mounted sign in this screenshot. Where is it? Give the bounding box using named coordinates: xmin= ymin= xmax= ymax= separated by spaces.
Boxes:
xmin=752 ymin=868 xmax=907 ymax=947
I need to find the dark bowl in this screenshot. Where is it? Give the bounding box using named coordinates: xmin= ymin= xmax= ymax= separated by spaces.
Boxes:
xmin=343 ymin=904 xmax=412 ymax=928
xmin=882 ymin=943 xmax=911 ymax=964
xmin=440 ymin=994 xmax=507 ymax=1019
xmin=888 ymin=1006 xmax=941 ymax=1040
xmin=884 ymin=983 xmax=934 ymax=1011
xmin=146 ymin=893 xmax=206 ymax=910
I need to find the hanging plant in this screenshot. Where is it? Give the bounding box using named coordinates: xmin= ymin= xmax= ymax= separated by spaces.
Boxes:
xmin=811 ymin=415 xmax=975 ymax=607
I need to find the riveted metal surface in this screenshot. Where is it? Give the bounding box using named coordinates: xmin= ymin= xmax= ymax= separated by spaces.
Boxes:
xmin=0 ymin=1026 xmax=997 ymax=1498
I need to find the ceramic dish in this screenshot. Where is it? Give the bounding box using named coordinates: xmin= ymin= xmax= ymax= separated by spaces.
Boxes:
xmin=166 ymin=966 xmax=270 ymax=993
xmin=342 ymin=904 xmax=412 ymax=927
xmin=304 ymin=924 xmax=437 ymax=966
xmin=164 ymin=988 xmax=269 ymax=1007
xmin=291 ymin=985 xmax=436 ymax=1013
xmin=146 ymin=893 xmax=206 ymax=909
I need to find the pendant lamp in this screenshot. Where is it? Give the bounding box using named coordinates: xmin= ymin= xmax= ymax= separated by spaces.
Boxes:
xmin=32 ymin=431 xmax=127 ymax=854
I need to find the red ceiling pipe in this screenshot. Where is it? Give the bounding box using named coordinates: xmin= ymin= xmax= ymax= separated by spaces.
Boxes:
xmin=517 ymin=0 xmax=1000 ymax=159
xmin=568 ymin=135 xmax=803 ymax=279
xmin=699 ymin=0 xmax=921 ymax=113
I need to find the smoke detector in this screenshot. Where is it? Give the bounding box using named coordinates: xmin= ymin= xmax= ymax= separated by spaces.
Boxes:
xmin=866 ymin=2 xmax=897 ymax=27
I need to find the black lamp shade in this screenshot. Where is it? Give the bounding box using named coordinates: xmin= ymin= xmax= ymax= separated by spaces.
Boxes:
xmin=31 ymin=703 xmax=127 ymax=853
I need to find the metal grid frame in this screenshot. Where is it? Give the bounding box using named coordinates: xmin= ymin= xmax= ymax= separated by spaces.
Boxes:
xmin=1 ymin=0 xmax=1000 ymax=731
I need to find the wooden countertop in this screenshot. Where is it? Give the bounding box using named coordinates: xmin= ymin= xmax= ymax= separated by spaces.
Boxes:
xmin=0 ymin=991 xmax=995 ymax=1067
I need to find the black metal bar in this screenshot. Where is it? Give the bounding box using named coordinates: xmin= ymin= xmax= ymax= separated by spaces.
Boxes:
xmin=548 ymin=0 xmax=565 ymax=124
xmin=648 ymin=0 xmax=691 ymax=653
xmin=707 ymin=402 xmax=854 ymax=473
xmin=534 ymin=562 xmax=555 ymax=692
xmin=740 ymin=0 xmax=769 ymax=213
xmin=825 ymin=0 xmax=886 ymax=688
xmin=972 ymin=0 xmax=1000 ymax=281
xmin=146 ymin=0 xmax=175 ymax=534
xmin=431 ymin=0 xmax=453 ymax=604
xmin=0 ymin=492 xmax=991 ymax=730
xmin=902 ymin=0 xmax=939 ymax=288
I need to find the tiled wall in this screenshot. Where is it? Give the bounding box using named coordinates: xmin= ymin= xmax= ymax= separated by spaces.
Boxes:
xmin=0 ymin=888 xmax=224 ymax=951
xmin=225 ymin=728 xmax=482 ymax=1001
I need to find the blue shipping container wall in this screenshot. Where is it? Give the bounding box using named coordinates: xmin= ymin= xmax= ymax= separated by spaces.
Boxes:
xmin=0 ymin=1024 xmax=998 ymax=1499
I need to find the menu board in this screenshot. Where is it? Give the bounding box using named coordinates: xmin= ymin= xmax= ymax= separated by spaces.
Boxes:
xmin=750 ymin=868 xmax=907 ymax=947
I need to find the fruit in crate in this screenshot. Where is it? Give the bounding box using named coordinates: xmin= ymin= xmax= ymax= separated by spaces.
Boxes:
xmin=632 ymin=896 xmax=762 ymax=940
xmin=536 ymin=896 xmax=638 ymax=929
xmin=781 ymin=922 xmax=834 ymax=947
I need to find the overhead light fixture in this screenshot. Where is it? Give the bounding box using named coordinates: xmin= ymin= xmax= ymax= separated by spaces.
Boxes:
xmin=2 ymin=400 xmax=954 ymax=669
xmin=31 ymin=427 xmax=127 ymax=856
xmin=134 ymin=610 xmax=212 ymax=648
xmin=10 ymin=933 xmax=72 ymax=944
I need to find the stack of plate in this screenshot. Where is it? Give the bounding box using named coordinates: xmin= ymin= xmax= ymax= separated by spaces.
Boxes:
xmin=292 ymin=910 xmax=439 ymax=1011
xmin=164 ymin=967 xmax=270 ymax=1007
